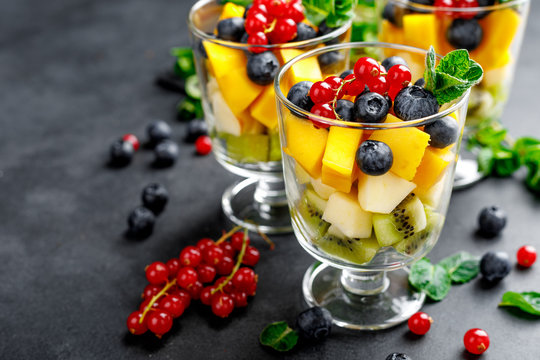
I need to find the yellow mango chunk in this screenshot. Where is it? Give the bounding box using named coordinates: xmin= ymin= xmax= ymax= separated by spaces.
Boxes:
xmin=368 ymin=115 xmax=430 ymax=181
xmin=218 ymin=66 xmax=264 ymax=116
xmin=204 ymin=42 xmax=246 ymax=79
xmin=285 ymin=113 xmax=328 ymax=178
xmin=412 ymin=147 xmax=451 ymax=192
xmin=249 ymin=85 xmax=279 ymax=130
xmin=237 ymin=110 xmax=265 ymax=134
xmin=218 ymin=2 xmax=245 ymax=21
xmin=279 ymin=49 xmax=322 ymax=83
xmin=322 ymin=126 xmax=363 ymax=177
xmin=380 ymin=20 xmax=406 ymax=58
xmin=403 ymin=14 xmax=440 ymax=53
xmin=322 ymin=166 xmax=354 ymax=193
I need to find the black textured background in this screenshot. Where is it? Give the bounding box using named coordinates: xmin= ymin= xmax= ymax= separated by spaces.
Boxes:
xmin=1 ymin=1 xmax=540 ymax=359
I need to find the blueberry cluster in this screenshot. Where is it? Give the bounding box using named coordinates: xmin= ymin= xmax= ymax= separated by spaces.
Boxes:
xmin=127 ymin=183 xmax=169 ymax=239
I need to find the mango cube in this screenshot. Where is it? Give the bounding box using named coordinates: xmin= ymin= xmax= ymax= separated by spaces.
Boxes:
xmin=279 ymin=49 xmax=322 ymax=83
xmin=218 ymin=66 xmax=264 ymax=116
xmin=204 ymin=42 xmax=246 ymax=79
xmin=322 ymin=166 xmax=354 ymax=193
xmin=249 ymin=85 xmax=279 ymax=130
xmin=322 ymin=126 xmax=363 ymax=177
xmin=218 ymin=2 xmax=245 ymax=21
xmin=403 ymin=14 xmax=440 ymax=55
xmin=412 ymin=147 xmax=451 ymax=192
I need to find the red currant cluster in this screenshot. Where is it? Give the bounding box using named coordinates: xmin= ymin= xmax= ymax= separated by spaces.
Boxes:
xmin=126 ymin=228 xmax=261 ymax=338
xmin=245 ymin=0 xmax=304 ymax=52
xmin=434 ymin=0 xmax=480 ymax=19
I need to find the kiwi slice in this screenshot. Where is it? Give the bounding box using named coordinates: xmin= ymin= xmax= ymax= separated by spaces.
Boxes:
xmin=372 ymin=193 xmax=427 ymax=247
xmin=219 ymin=133 xmax=269 ymax=162
xmin=394 ymin=207 xmax=442 ymax=255
xmin=298 ymin=189 xmax=330 ymax=238
xmin=316 ymin=225 xmax=380 ymax=265
xmin=268 ymin=131 xmax=282 ymax=162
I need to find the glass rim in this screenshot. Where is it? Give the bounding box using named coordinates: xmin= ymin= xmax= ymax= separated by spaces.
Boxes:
xmin=187 ymin=0 xmax=352 ymax=50
xmin=274 ymin=42 xmax=471 ymax=130
xmin=388 ymin=0 xmax=529 ymax=13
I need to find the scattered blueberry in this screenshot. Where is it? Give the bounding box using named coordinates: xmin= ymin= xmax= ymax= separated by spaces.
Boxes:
xmin=147 ymin=120 xmax=172 ymax=147
xmin=155 ymin=70 xmax=185 ymax=93
xmin=287 ymin=81 xmax=314 ymax=112
xmin=246 ymin=51 xmax=280 ymax=86
xmin=480 ymin=251 xmax=511 ymax=283
xmin=446 ymin=19 xmax=483 ymax=51
xmin=356 ymin=140 xmax=393 ymax=176
xmin=317 ymin=20 xmax=339 ymax=45
xmin=424 ymin=116 xmax=459 ymax=148
xmin=295 ymin=22 xmax=317 ymax=41
xmin=109 ymin=139 xmax=134 ymax=167
xmin=393 ymin=85 xmax=439 ymax=121
xmin=353 ymin=92 xmax=390 ymax=123
xmin=381 ymin=56 xmax=408 ymax=72
xmin=478 ymin=206 xmax=507 ymax=237
xmin=339 ymin=69 xmax=354 ymax=79
xmin=216 ymin=17 xmax=245 ymax=42
xmin=414 ymin=78 xmax=425 ymax=87
xmin=127 ymin=206 xmax=155 ymax=239
xmin=154 ymin=140 xmax=179 ymax=167
xmin=185 ymin=119 xmax=208 ymax=143
xmin=335 ymin=99 xmax=355 ymax=122
xmin=142 ymin=183 xmax=169 ymax=215
xmin=295 ymin=307 xmax=333 ymax=341
xmin=386 ymin=353 xmax=412 ymax=360
xmin=317 ymin=51 xmax=345 ymax=68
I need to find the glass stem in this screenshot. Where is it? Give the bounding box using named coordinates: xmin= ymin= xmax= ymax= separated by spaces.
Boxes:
xmin=253 ymin=178 xmax=288 ymax=218
xmin=340 ymin=270 xmax=389 ymax=296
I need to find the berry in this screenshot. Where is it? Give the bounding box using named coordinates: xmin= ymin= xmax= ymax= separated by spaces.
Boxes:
xmin=231 ymin=291 xmax=249 ymax=307
xmin=247 ymin=281 xmax=257 ymax=296
xmin=266 ymin=0 xmax=287 ymax=17
xmin=185 ymin=119 xmax=208 ymax=143
xmin=294 ymin=22 xmax=316 ymax=41
xmin=165 ymin=258 xmax=181 ymax=278
xmin=517 ymin=245 xmax=537 ymax=267
xmin=387 ymin=85 xmax=402 ymax=101
xmin=246 ymin=51 xmax=280 ymax=86
xmin=381 ymin=56 xmax=408 ymax=73
xmin=216 ymin=276 xmax=236 ymax=293
xmin=343 ymin=74 xmax=365 ymax=97
xmin=285 ymin=1 xmax=305 ymax=22
xmin=339 ymin=69 xmax=354 ymax=79
xmin=232 ymin=267 xmax=256 ymax=292
xmin=153 ymin=140 xmax=179 ymax=167
xmin=354 ymin=57 xmax=381 ymax=80
xmin=141 ymin=183 xmax=168 ymax=215
xmin=147 ymin=120 xmax=172 ymax=146
xmin=109 ymin=139 xmax=134 ymax=167
xmin=245 ymin=12 xmax=268 ymax=35
xmin=317 ymin=20 xmax=339 ymax=45
xmin=367 ymin=75 xmax=388 ymax=95
xmin=140 ymin=297 xmax=162 ymax=311
xmin=158 ymin=295 xmax=186 ymax=318
xmin=219 ymin=241 xmax=236 ymax=258
xmin=393 ymin=85 xmax=440 ymax=121
xmin=408 ymin=312 xmax=432 ymax=335
xmin=196 ymin=264 xmax=217 ymax=283
xmin=456 ymin=0 xmax=480 ymax=19
xmin=242 ymin=246 xmax=260 ymax=267
xmin=194 ymin=136 xmax=212 ymax=155
xmin=146 ymin=310 xmax=173 ymax=337
xmin=180 ymin=246 xmax=202 ymax=267
xmin=142 ymin=284 xmax=163 ymax=299
xmin=268 ymin=18 xmax=297 ymax=44
xmin=295 ymin=307 xmax=333 ymax=341
xmin=186 ymin=280 xmax=203 ymax=300
xmin=317 ymin=51 xmax=344 ymax=68
xmin=324 ymin=76 xmax=343 ymax=92
xmin=216 ymin=17 xmax=245 ymax=41
xmin=287 ymin=81 xmax=315 ymax=112
xmin=169 ymin=288 xmax=191 ymax=309
xmin=231 ymin=232 xmax=250 ymax=251
xmin=145 ymin=262 xmax=169 ymax=285
xmin=127 ymin=206 xmax=155 ymax=239
xmin=311 ymin=103 xmax=336 ymax=120
xmin=196 ymin=238 xmax=215 ymax=252
xmin=176 ymin=267 xmax=199 ymax=289
xmin=387 ymin=64 xmax=412 ymax=89
xmin=247 ymin=32 xmax=268 ymax=53
xmin=382 ymin=3 xmax=399 ymax=27
xmin=127 ymin=310 xmax=148 ymax=335
xmin=447 ymin=19 xmax=483 ymax=51
xmin=353 ymin=92 xmax=390 ymax=123
xmin=122 ymin=134 xmax=140 ymax=151
xmin=464 ymin=328 xmax=490 ymax=355
xmin=335 ymin=100 xmax=355 ymax=120
xmin=356 ymin=140 xmax=393 ymax=176
xmin=424 ymin=116 xmax=459 ymax=148
xmin=211 ymin=293 xmax=235 ymax=318
xmin=203 ymin=245 xmax=224 ymax=266
xmin=216 ymin=256 xmax=235 ymax=275
xmin=385 ymin=354 xmax=411 ymax=360
xmin=309 ymin=81 xmax=334 ymax=104
xmin=414 ymin=78 xmax=425 ymax=87
xmin=480 ymin=251 xmax=511 ymax=283
xmin=478 ymin=206 xmax=507 ymax=237
xmin=200 ymin=286 xmax=216 ymax=305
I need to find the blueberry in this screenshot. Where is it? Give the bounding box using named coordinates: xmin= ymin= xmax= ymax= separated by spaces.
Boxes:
xmin=243 ymin=4 xmax=252 ymax=18
xmin=185 ymin=119 xmax=208 ymax=143
xmin=384 ymin=94 xmax=393 ymax=109
xmin=317 ymin=51 xmax=345 ymax=68
xmin=246 ymin=51 xmax=280 ymax=86
xmin=339 ymin=69 xmax=354 ymax=79
xmin=353 ymin=92 xmax=390 ymax=123
xmin=154 ymin=140 xmax=179 ymax=167
xmin=335 ymin=99 xmax=355 ymax=122
xmin=393 ymin=86 xmax=439 ymax=121
xmin=295 ymin=307 xmax=332 ymax=341
xmin=155 ymin=70 xmax=185 ymax=93
xmin=147 ymin=120 xmax=172 ymax=146
xmin=478 ymin=206 xmax=507 ymax=237
xmin=385 ymin=353 xmax=412 ymax=360
xmin=410 ymin=0 xmax=434 ymax=4
xmin=414 ymin=77 xmax=425 ymax=87
xmin=142 ymin=183 xmax=169 ymax=215
xmin=480 ymin=251 xmax=511 ymax=282
xmin=109 ymin=139 xmax=134 ymax=166
xmin=382 ymin=3 xmax=400 ymax=27
xmin=447 ymin=19 xmax=483 ymax=51
xmin=287 ymin=81 xmax=314 ymax=112
xmin=295 ymin=22 xmax=317 ymax=41
xmin=356 ymin=140 xmax=393 ymax=176
xmin=127 ymin=206 xmax=155 ymax=239
xmin=216 ymin=17 xmax=245 ymax=42
xmin=381 ymin=56 xmax=408 ymax=72
xmin=317 ymin=20 xmax=339 ymax=45
xmin=475 ymin=0 xmax=495 ymax=19
xmin=424 ymin=116 xmax=459 ymax=148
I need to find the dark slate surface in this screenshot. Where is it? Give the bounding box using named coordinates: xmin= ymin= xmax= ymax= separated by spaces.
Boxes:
xmin=1 ymin=1 xmax=539 ymax=359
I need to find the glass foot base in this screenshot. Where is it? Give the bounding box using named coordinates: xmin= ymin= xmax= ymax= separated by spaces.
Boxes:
xmin=302 ymin=263 xmax=425 ymax=330
xmin=453 ymin=158 xmax=484 ymax=190
xmin=222 ymin=178 xmax=292 ymax=234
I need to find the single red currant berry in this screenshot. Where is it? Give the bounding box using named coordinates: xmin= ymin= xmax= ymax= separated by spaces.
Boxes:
xmin=311 ymin=103 xmax=336 ymax=120
xmin=387 ymin=85 xmax=402 ymax=101
xmin=216 ymin=276 xmax=236 ymax=293
xmin=158 ymin=294 xmax=186 ymax=318
xmin=168 ymin=288 xmax=191 ymax=308
xmin=139 ymin=297 xmax=162 ymax=312
xmin=187 ymin=280 xmax=203 ymax=300
xmin=245 ymin=12 xmax=268 ymax=35
xmin=176 ymin=266 xmax=199 ymax=289
xmin=196 ymin=264 xmax=217 ymax=283
xmin=247 ymin=280 xmax=257 ymax=296
xmin=127 ymin=310 xmax=148 ymax=335
xmin=179 ymin=246 xmax=202 ymax=267
xmin=367 ymin=75 xmax=388 ymax=95
xmin=232 ymin=267 xmax=257 ymax=292
xmin=464 ymin=328 xmax=490 ymax=355
xmin=165 ymin=258 xmax=181 ymax=279
xmin=517 ymin=245 xmax=537 ymax=267
xmin=145 ymin=262 xmax=169 ymax=285
xmin=456 ymin=0 xmax=479 ymax=20
xmin=200 ymin=286 xmax=216 ymax=305
xmin=216 ymin=256 xmax=235 ymax=275
xmin=310 ymin=81 xmax=335 ymax=104
xmin=142 ymin=284 xmax=162 ymax=299
xmin=408 ymin=312 xmax=433 ymax=335
xmin=285 ymin=1 xmax=305 ymax=22
xmin=196 ymin=238 xmax=214 ymax=253
xmin=343 ymin=74 xmax=366 ymax=96
xmin=387 ymin=64 xmax=412 ymax=89
xmin=354 ymin=57 xmax=381 ymax=81
xmin=195 ymin=135 xmax=212 ymax=155
xmin=146 ymin=310 xmax=173 ymax=337
xmin=324 ymin=76 xmax=344 ymax=99
xmin=211 ymin=293 xmax=235 ymax=318
xmin=268 ymin=18 xmax=297 ymax=44
xmin=122 ymin=134 xmax=140 ymax=151
xmin=203 ymin=245 xmax=224 ymax=266
xmin=434 ymin=0 xmax=454 ymax=17
xmin=219 ymin=241 xmax=236 ymax=258
xmin=248 ymin=3 xmax=268 ymax=17
xmin=247 ymin=32 xmax=268 ymax=54
xmin=242 ymin=246 xmax=260 ymax=267
xmin=231 ymin=232 xmax=250 ymax=251
xmin=231 ymin=291 xmax=249 ymax=308
xmin=266 ymin=0 xmax=287 ymax=17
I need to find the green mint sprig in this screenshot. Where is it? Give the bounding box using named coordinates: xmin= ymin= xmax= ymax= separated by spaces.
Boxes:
xmin=424 ymin=46 xmax=484 ymax=105
xmin=260 ymin=321 xmax=299 ymax=352
xmin=302 ymin=0 xmax=356 ymax=27
xmin=499 ymin=291 xmax=540 ymax=316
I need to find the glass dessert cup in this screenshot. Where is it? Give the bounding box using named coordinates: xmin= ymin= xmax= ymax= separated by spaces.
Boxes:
xmin=379 ymin=0 xmax=530 ymax=188
xmin=275 ymin=43 xmax=470 ymax=330
xmin=188 ymin=0 xmax=351 ymax=234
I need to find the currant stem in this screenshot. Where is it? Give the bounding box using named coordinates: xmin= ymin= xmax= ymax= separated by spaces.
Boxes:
xmin=244 ymin=220 xmax=275 ymax=250
xmin=331 ymin=78 xmax=355 ymax=120
xmin=263 ymin=19 xmax=277 ymax=34
xmin=215 ymin=225 xmax=242 ymax=245
xmin=139 ymin=278 xmax=176 ymax=324
xmin=211 ymin=229 xmax=249 ymax=295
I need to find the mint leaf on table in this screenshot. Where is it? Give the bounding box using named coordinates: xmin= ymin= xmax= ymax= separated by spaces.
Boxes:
xmin=409 ymin=258 xmax=451 ymax=301
xmin=260 ymin=321 xmax=299 ymax=352
xmin=499 ymin=291 xmax=540 ymax=316
xmin=439 ymin=252 xmax=480 ymax=284
xmin=424 ymin=46 xmax=437 ymax=93
xmin=477 ymin=147 xmax=494 ymax=175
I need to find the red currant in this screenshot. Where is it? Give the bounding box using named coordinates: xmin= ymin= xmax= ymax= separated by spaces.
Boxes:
xmin=211 ymin=293 xmax=235 ymax=318
xmin=142 ymin=284 xmax=162 ymax=299
xmin=367 ymin=75 xmax=388 ymax=95
xmin=268 ymin=18 xmax=297 ymax=44
xmin=165 ymin=258 xmax=181 ymax=279
xmin=168 ymin=288 xmax=191 ymax=308
xmin=311 ymin=103 xmax=336 ymax=120
xmin=354 ymin=57 xmax=381 ymax=81
xmin=324 ymin=76 xmax=344 ymax=99
xmin=247 ymin=280 xmax=257 ymax=296
xmin=343 ymin=74 xmax=366 ymax=97
xmin=145 ymin=262 xmax=169 ymax=285
xmin=216 ymin=256 xmax=235 ymax=275
xmin=248 ymin=3 xmax=268 ymax=16
xmin=203 ymin=245 xmax=224 ymax=266
xmin=387 ymin=64 xmax=412 ymax=89
xmin=200 ymin=286 xmax=217 ymax=305
xmin=245 ymin=12 xmax=268 ymax=35
xmin=408 ymin=312 xmax=432 ymax=335
xmin=517 ymin=245 xmax=537 ymax=267
xmin=285 ymin=1 xmax=304 ymax=22
xmin=231 ymin=291 xmax=249 ymax=308
xmin=247 ymin=32 xmax=268 ymax=54
xmin=196 ymin=238 xmax=214 ymax=253
xmin=216 ymin=276 xmax=235 ymax=293
xmin=187 ymin=280 xmax=203 ymax=300
xmin=464 ymin=328 xmax=490 ymax=355
xmin=122 ymin=134 xmax=140 ymax=151
xmin=232 ymin=267 xmax=256 ymax=292
xmin=434 ymin=0 xmax=454 ymax=17
xmin=266 ymin=0 xmax=287 ymax=17
xmin=146 ymin=310 xmax=173 ymax=337
xmin=242 ymin=246 xmax=260 ymax=267
xmin=219 ymin=241 xmax=236 ymax=258
xmin=176 ymin=266 xmax=199 ymax=289
xmin=179 ymin=246 xmax=202 ymax=267
xmin=456 ymin=0 xmax=479 ymax=19
xmin=196 ymin=264 xmax=217 ymax=283
xmin=127 ymin=310 xmax=148 ymax=335
xmin=387 ymin=85 xmax=402 ymax=101
xmin=158 ymin=294 xmax=185 ymax=318
xmin=231 ymin=232 xmax=250 ymax=251
xmin=195 ymin=135 xmax=212 ymax=155
xmin=139 ymin=297 xmax=162 ymax=312
xmin=310 ymin=81 xmax=335 ymax=104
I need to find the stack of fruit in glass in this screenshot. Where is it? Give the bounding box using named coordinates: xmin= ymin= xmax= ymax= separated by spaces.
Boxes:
xmin=275 ymin=43 xmax=481 ymax=329
xmin=188 ymin=0 xmax=351 ymax=233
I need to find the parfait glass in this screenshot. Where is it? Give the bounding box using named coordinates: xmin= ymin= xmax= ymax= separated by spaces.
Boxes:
xmin=188 ymin=0 xmax=351 ymax=234
xmin=379 ymin=0 xmax=530 ymax=188
xmin=275 ymin=43 xmax=470 ymax=329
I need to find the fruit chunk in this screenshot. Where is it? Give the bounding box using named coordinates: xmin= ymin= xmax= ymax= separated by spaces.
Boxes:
xmin=204 ymin=42 xmax=246 ymax=79
xmin=394 ymin=207 xmax=441 ymax=255
xmin=221 ymin=133 xmax=269 ymax=162
xmin=412 ymin=147 xmax=451 ymax=193
xmin=357 ymin=171 xmax=416 ymax=214
xmin=295 ymin=164 xmax=311 ymax=184
xmin=218 ymin=2 xmax=245 ymax=21
xmin=218 ymin=66 xmax=265 ymax=115
xmin=279 ymin=49 xmax=323 ymax=83
xmin=322 ymin=126 xmax=363 ymax=177
xmin=372 ymin=194 xmax=427 ymax=247
xmin=368 ymin=114 xmax=430 ymax=180
xmin=268 ymin=131 xmax=281 ymax=161
xmin=322 ymin=191 xmax=372 ymax=239
xmin=310 ymin=176 xmax=337 ymax=200
xmin=317 ymin=227 xmax=380 ymax=264
xmin=249 ymin=85 xmax=279 ymax=129
xmin=403 ymin=14 xmax=440 ymax=55
xmin=416 ymin=173 xmax=446 ymax=209
xmin=211 ymin=91 xmax=241 ymax=136
xmin=321 ymin=166 xmax=355 ymax=193
xmin=298 ymin=189 xmax=330 ymax=238
xmin=237 ymin=110 xmax=265 ymax=134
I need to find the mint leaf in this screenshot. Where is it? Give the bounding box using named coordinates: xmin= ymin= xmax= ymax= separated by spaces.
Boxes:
xmin=424 ymin=46 xmax=437 ymax=93
xmin=477 ymin=147 xmax=494 ymax=175
xmin=302 ymin=0 xmax=355 ymax=27
xmin=525 ymin=161 xmax=540 ymax=193
xmin=220 ymin=0 xmax=251 ymax=6
xmin=410 ymin=259 xmax=451 ymax=301
xmin=433 ymin=72 xmax=469 ymax=105
xmin=436 ymin=49 xmax=470 ymax=79
xmin=464 ymin=60 xmax=483 ymax=83
xmin=500 ymin=291 xmax=540 ymax=316
xmin=260 ymin=321 xmax=299 ymax=352
xmin=492 ymin=147 xmax=520 ymax=177
xmin=439 ymin=252 xmax=480 ymax=284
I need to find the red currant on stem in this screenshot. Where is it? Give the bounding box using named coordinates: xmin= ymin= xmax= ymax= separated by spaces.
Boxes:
xmin=122 ymin=134 xmax=140 ymax=151
xmin=367 ymin=75 xmax=389 ymax=96
xmin=387 ymin=64 xmax=412 ymax=89
xmin=266 ymin=0 xmax=287 ymax=17
xmin=142 ymin=284 xmax=163 ymax=299
xmin=196 ymin=238 xmax=215 ymax=252
xmin=464 ymin=328 xmax=490 ymax=355
xmin=211 ymin=230 xmax=250 ymax=296
xmin=311 ymin=103 xmax=336 ymax=120
xmin=285 ymin=1 xmax=304 ymax=22
xmin=310 ymin=81 xmax=334 ymax=104
xmin=245 ymin=12 xmax=268 ymax=35
xmin=138 ymin=278 xmax=178 ymax=326
xmin=179 ymin=246 xmax=202 ymax=267
xmin=202 ymin=245 xmax=224 ymax=266
xmin=268 ymin=18 xmax=297 ymax=44
xmin=408 ymin=312 xmax=432 ymax=335
xmin=216 ymin=255 xmax=235 ymax=275
xmin=455 ymin=0 xmax=479 ymax=20
xmin=231 ymin=291 xmax=249 ymax=308
xmin=231 ymin=231 xmax=250 ymax=251
xmin=354 ymin=57 xmax=381 ymax=81
xmin=247 ymin=32 xmax=269 ymax=54
xmin=158 ymin=294 xmax=186 ymax=318
xmin=387 ymin=85 xmax=402 ymax=101
xmin=219 ymin=241 xmax=236 ymax=258
xmin=242 ymin=246 xmax=260 ymax=267
xmin=196 ymin=263 xmax=217 ymax=283
xmin=517 ymin=245 xmax=537 ymax=267
xmin=343 ymin=74 xmax=366 ymax=97
xmin=232 ymin=267 xmax=257 ymax=292
xmin=145 ymin=262 xmax=169 ymax=285
xmin=165 ymin=258 xmax=181 ymax=279
xmin=211 ymin=293 xmax=235 ymax=318
xmin=324 ymin=76 xmax=344 ymax=100
xmin=139 ymin=297 xmax=162 ymax=311
xmin=187 ymin=281 xmax=203 ymax=300
xmin=200 ymin=286 xmax=216 ymax=305
xmin=195 ymin=135 xmax=212 ymax=155
xmin=434 ymin=0 xmax=454 ymax=17
xmin=168 ymin=288 xmax=191 ymax=308
xmin=127 ymin=310 xmax=148 ymax=335
xmin=176 ymin=267 xmax=199 ymax=289
xmin=146 ymin=310 xmax=173 ymax=338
